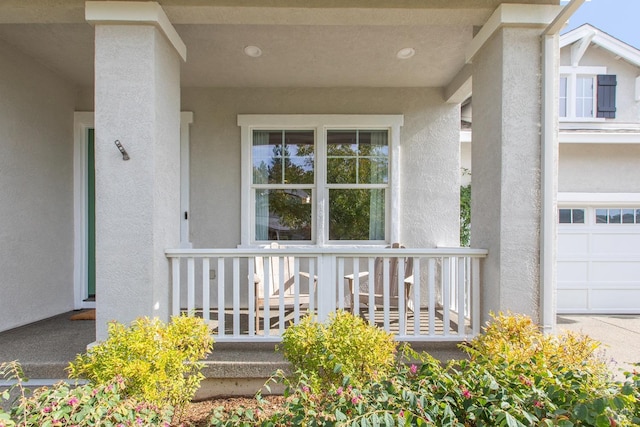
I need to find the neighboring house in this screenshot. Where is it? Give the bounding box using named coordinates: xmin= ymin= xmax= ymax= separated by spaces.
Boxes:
xmin=461 ymin=24 xmax=640 ymax=315
xmin=0 ymin=0 xmax=574 ymax=343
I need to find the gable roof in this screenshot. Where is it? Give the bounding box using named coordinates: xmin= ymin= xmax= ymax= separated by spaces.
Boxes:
xmin=560 ymin=24 xmax=640 ymax=68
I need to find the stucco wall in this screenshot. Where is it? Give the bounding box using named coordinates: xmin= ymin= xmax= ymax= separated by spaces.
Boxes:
xmin=0 ymin=39 xmax=76 ymax=332
xmin=471 ymin=27 xmax=543 ymax=321
xmin=182 ymin=87 xmax=461 ymax=251
xmin=559 ymin=144 xmax=640 ymax=193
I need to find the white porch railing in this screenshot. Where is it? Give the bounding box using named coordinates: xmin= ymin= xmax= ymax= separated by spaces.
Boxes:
xmin=165 ymin=247 xmax=488 ymax=342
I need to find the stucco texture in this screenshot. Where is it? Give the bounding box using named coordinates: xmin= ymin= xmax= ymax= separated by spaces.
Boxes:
xmin=471 ymin=27 xmax=543 ymax=321
xmin=0 ymin=38 xmax=76 ymax=332
xmin=559 ymin=144 xmax=640 ymax=193
xmin=182 ymin=87 xmax=461 ymax=251
xmin=94 ymin=25 xmax=181 ymax=339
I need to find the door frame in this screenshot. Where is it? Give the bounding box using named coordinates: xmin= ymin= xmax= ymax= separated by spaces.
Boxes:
xmin=73 ymin=111 xmax=193 ymax=309
xmin=73 ymin=112 xmax=95 ymax=309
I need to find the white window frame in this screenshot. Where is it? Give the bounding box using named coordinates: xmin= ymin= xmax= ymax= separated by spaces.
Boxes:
xmin=559 ymin=66 xmax=606 ymax=122
xmin=238 ymin=114 xmax=403 ymax=247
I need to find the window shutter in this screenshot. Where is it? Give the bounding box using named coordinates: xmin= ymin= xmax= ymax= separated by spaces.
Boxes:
xmin=597 ymin=74 xmax=617 ymax=118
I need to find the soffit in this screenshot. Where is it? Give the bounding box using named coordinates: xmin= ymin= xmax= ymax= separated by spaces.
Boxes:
xmin=0 ymin=0 xmax=559 ymax=89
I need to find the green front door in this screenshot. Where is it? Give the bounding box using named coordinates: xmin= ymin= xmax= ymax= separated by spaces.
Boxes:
xmin=87 ymin=128 xmax=96 ymax=298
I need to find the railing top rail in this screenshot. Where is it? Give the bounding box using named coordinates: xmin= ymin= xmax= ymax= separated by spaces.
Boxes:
xmin=165 ymin=247 xmax=488 ymax=258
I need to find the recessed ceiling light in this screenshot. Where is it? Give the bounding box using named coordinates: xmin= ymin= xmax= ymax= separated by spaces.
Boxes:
xmin=243 ymin=45 xmax=263 ymax=58
xmin=396 ymin=47 xmax=415 ymax=59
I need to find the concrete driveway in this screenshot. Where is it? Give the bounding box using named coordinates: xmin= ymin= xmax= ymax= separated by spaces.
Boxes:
xmin=557 ymin=315 xmax=640 ymax=379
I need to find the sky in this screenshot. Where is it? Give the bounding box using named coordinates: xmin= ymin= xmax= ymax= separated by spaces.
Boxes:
xmin=561 ymin=0 xmax=640 ymax=49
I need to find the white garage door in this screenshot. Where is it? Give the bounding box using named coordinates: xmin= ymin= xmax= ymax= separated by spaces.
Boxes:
xmin=557 ymin=206 xmax=640 ymax=313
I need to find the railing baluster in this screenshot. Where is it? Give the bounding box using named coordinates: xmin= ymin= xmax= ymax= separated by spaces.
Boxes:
xmin=368 ymin=257 xmax=375 ymax=326
xmin=472 ymin=257 xmax=481 ymax=336
xmin=263 ymin=259 xmax=270 ymax=336
xmin=278 ymin=257 xmax=285 ymax=335
xmin=428 ymin=258 xmax=435 ymax=337
xmin=382 ymin=258 xmax=390 ymax=331
xmin=248 ymin=258 xmax=255 ymax=336
xmin=217 ymin=258 xmax=225 ymax=339
xmin=293 ymin=258 xmax=300 ymax=323
xmin=442 ymin=257 xmax=450 ymax=336
xmin=187 ymin=257 xmax=195 ymax=313
xmin=337 ymin=258 xmax=345 ymax=311
xmin=412 ymin=258 xmax=420 ymax=336
xmin=233 ymin=257 xmax=240 ymax=337
xmin=398 ymin=258 xmax=405 ymax=336
xmin=202 ymin=258 xmax=210 ymax=322
xmin=352 ymin=258 xmax=359 ymax=314
xmin=171 ymin=257 xmax=180 ymax=316
xmin=309 ymin=257 xmax=315 ymax=315
xmin=457 ymin=257 xmax=466 ymax=336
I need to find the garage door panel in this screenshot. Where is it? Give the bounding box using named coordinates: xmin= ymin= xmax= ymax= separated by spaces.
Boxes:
xmin=591 ymin=261 xmax=640 ymax=281
xmin=557 ymin=261 xmax=588 ymax=281
xmin=558 ymin=233 xmax=589 ymax=255
xmin=557 ymin=290 xmax=588 ymax=311
xmin=591 ymin=289 xmax=640 ymax=310
xmin=591 ymin=232 xmax=640 ymax=255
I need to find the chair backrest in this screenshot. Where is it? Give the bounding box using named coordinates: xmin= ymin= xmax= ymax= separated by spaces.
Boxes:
xmin=372 ymin=243 xmax=413 ymax=298
xmin=255 ymin=243 xmax=296 ymax=299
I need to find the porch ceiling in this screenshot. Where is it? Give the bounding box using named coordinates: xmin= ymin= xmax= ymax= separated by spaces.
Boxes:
xmin=0 ymin=0 xmax=558 ymax=89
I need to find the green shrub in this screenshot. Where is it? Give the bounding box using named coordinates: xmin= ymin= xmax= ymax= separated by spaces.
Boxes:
xmin=214 ymin=313 xmax=640 ymax=427
xmin=279 ymin=311 xmax=397 ymax=391
xmin=67 ymin=314 xmax=213 ymax=409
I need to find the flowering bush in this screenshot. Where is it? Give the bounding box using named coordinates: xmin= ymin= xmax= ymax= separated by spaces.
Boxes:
xmin=67 ymin=314 xmax=213 ymax=410
xmin=212 ymin=313 xmax=640 ymax=427
xmin=0 ymin=361 xmax=172 ymax=427
xmin=279 ymin=311 xmax=397 ymax=392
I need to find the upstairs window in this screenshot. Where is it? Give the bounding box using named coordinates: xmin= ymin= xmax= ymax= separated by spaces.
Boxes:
xmin=559 ymin=67 xmax=616 ymax=120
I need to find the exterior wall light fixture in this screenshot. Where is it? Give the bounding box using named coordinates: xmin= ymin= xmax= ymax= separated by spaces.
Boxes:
xmin=114 ymin=140 xmax=130 ymax=160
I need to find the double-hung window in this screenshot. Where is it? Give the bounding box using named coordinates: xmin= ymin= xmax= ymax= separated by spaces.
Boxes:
xmin=239 ymin=115 xmax=403 ymax=246
xmin=559 ymin=66 xmax=617 ymax=120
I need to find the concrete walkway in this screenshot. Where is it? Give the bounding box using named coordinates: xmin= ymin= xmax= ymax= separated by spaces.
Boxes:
xmin=557 ymin=314 xmax=640 ymax=379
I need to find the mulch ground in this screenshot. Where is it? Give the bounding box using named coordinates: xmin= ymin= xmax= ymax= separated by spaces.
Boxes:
xmin=174 ymin=395 xmax=286 ymax=426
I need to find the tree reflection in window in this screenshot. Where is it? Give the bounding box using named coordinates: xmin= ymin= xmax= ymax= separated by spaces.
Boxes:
xmin=253 ymin=130 xmax=314 ymax=241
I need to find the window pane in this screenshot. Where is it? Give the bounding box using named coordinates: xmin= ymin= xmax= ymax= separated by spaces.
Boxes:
xmin=329 ymin=189 xmax=385 ymax=240
xmin=255 ymin=189 xmax=312 ymax=241
xmin=622 ymin=209 xmax=635 ymax=224
xmin=359 ymin=158 xmax=388 ymax=184
xmin=559 ymin=209 xmax=571 ymax=223
xmin=327 ymin=130 xmax=357 ymax=156
xmin=559 ymin=77 xmax=567 ymax=117
xmin=572 ymin=209 xmax=585 ymax=224
xmin=609 ymin=209 xmax=621 ymax=224
xmin=596 ymin=209 xmax=608 ymax=224
xmin=637 ymin=209 xmax=640 ymax=224
xmin=327 ymin=157 xmax=357 ymax=184
xmin=358 ymin=131 xmax=389 ymax=156
xmin=576 ymin=77 xmax=594 ymax=118
xmin=253 ymin=130 xmax=314 ymax=184
xmin=284 ymin=131 xmax=314 ymax=184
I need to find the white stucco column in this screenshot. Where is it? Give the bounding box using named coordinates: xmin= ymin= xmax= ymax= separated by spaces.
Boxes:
xmin=86 ymin=2 xmax=186 ymax=340
xmin=468 ymin=4 xmax=561 ymax=324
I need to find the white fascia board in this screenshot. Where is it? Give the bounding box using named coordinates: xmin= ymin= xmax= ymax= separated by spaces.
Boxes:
xmin=466 ymin=4 xmax=562 ymax=63
xmin=559 ymin=131 xmax=640 ymax=144
xmin=559 ymin=65 xmax=606 ymax=75
xmin=85 ymin=1 xmax=186 ymax=61
xmin=237 ymin=114 xmax=404 ymax=128
xmin=558 ymin=192 xmax=640 ymax=205
xmin=561 ymin=24 xmax=640 ymax=68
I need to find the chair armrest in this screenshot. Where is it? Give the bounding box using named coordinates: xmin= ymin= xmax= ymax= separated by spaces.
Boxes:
xmin=344 ymin=272 xmax=370 ymax=293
